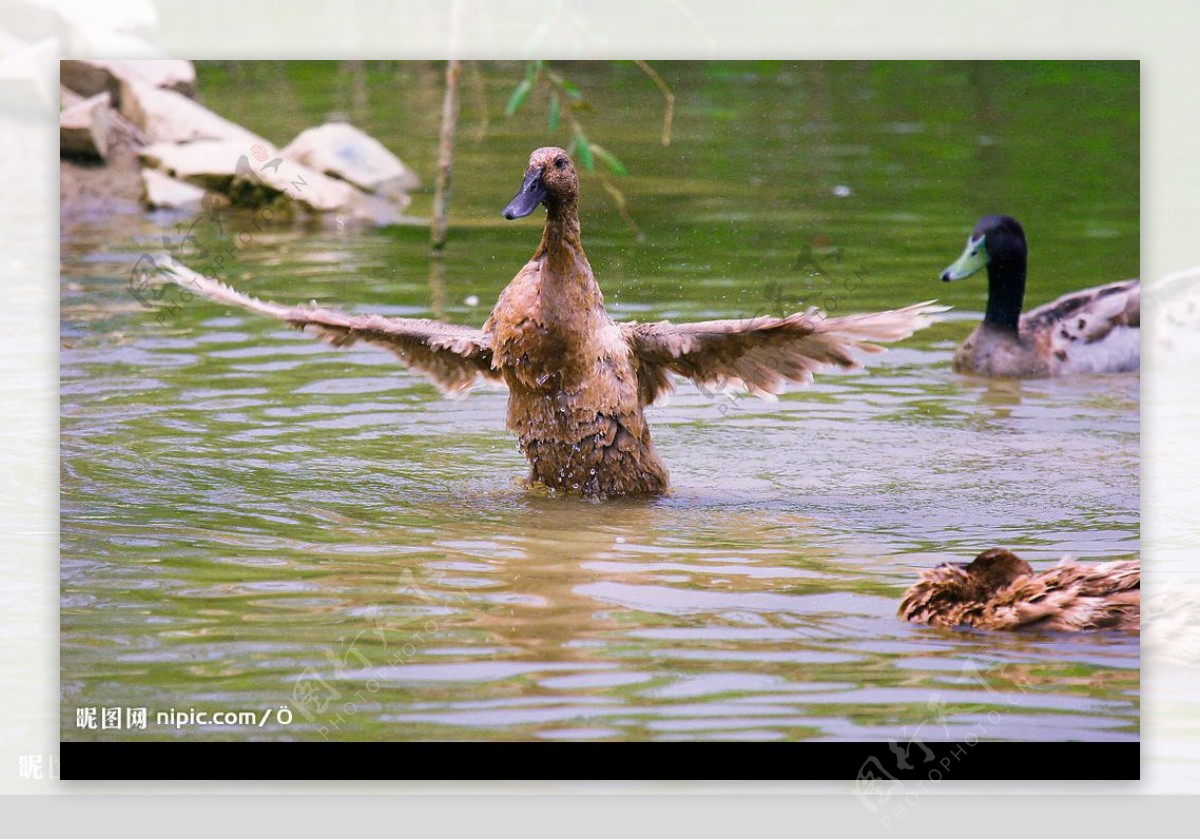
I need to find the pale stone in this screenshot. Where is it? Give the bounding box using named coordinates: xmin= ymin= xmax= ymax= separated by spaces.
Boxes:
xmin=141 ymin=168 xmax=226 ymax=210
xmin=245 ymin=152 xmax=408 ymax=224
xmin=60 ymin=84 xmax=84 ymax=110
xmin=60 ymin=91 xmax=112 ymax=160
xmin=139 ymin=140 xmax=253 ymax=182
xmin=282 ymin=122 xmax=420 ymax=199
xmin=140 ymin=140 xmax=406 ymax=224
xmin=119 ymin=80 xmax=265 ymax=145
xmin=61 ymin=59 xmax=196 ymax=102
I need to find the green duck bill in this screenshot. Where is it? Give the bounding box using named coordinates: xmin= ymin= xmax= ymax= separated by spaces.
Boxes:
xmin=941 ymin=233 xmax=989 ymax=282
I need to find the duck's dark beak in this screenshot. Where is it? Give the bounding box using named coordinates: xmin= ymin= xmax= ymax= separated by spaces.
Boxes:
xmin=502 ymin=168 xmax=547 ymax=220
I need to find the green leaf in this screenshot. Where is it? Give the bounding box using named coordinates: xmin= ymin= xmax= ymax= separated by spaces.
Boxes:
xmin=574 ymin=131 xmax=594 ymax=170
xmin=589 ymin=143 xmax=628 ymax=176
xmin=505 ymin=62 xmax=538 ymax=117
xmin=505 ymin=77 xmax=534 ymax=117
xmin=560 ymin=77 xmax=583 ymax=100
xmin=547 ymin=92 xmax=561 ymax=132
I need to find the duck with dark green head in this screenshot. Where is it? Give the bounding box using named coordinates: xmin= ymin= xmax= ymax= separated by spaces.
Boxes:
xmin=941 ymin=214 xmax=1139 ymax=377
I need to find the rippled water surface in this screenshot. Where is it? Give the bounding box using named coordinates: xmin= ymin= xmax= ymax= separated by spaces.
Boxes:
xmin=61 ymin=62 xmax=1138 ymax=743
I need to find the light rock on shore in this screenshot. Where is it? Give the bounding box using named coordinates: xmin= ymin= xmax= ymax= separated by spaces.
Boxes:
xmin=139 ymin=140 xmax=407 ymax=224
xmin=60 ymin=91 xmax=112 ymax=161
xmin=141 ymin=168 xmax=226 ymax=210
xmin=282 ymin=122 xmax=421 ymax=200
xmin=62 ymin=60 xmax=417 ymax=227
xmin=119 ymin=80 xmax=266 ymax=145
xmin=61 ymin=59 xmax=196 ymax=102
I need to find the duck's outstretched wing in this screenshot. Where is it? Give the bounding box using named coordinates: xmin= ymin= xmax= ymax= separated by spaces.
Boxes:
xmin=623 ymin=301 xmax=947 ymax=404
xmin=157 ymin=258 xmax=499 ymax=394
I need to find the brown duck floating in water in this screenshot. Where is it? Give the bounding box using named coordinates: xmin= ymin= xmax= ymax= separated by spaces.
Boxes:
xmin=941 ymin=214 xmax=1140 ymax=377
xmin=899 ymin=548 xmax=1140 ymax=631
xmin=161 ymin=147 xmax=944 ymax=497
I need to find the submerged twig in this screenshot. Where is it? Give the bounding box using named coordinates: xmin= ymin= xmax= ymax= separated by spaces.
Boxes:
xmin=431 ymin=59 xmax=462 ymax=255
xmin=633 ymin=60 xmax=675 ymax=146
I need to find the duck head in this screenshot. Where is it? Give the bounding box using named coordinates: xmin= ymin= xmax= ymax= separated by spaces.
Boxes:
xmin=941 ymin=215 xmax=1027 ymax=282
xmin=963 ymin=547 xmax=1035 ymax=596
xmin=503 ymin=147 xmax=579 ymax=220
xmin=941 ymin=215 xmax=1028 ymax=333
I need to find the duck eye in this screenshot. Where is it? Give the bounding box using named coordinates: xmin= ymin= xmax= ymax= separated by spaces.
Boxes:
xmin=554 ymin=157 xmax=567 ymax=170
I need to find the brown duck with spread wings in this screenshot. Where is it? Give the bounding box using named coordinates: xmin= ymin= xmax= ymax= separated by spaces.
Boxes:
xmin=162 ymin=147 xmax=944 ymax=497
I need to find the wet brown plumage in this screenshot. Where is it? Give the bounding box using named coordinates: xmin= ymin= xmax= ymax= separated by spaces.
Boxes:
xmin=899 ymin=548 xmax=1140 ymax=631
xmin=162 ymin=147 xmax=943 ymax=497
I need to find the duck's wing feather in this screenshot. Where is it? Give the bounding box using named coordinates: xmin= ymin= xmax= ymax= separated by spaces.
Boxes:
xmin=1023 ymin=279 xmax=1140 ymax=340
xmin=1019 ymin=280 xmax=1140 ymax=374
xmin=158 ymin=258 xmax=498 ymax=394
xmin=624 ymin=301 xmax=947 ymax=404
xmin=988 ymin=560 xmax=1140 ymax=631
xmin=898 ymin=564 xmax=977 ymax=627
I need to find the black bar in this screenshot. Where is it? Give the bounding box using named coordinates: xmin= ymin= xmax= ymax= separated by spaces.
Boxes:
xmin=61 ymin=740 xmax=1139 ymax=781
